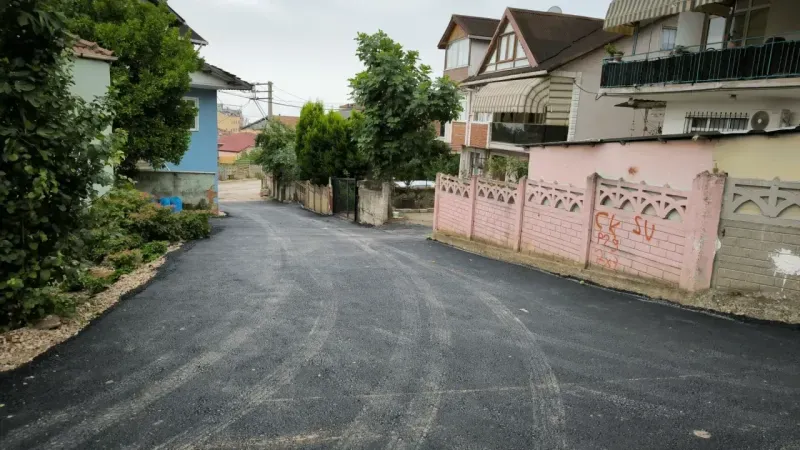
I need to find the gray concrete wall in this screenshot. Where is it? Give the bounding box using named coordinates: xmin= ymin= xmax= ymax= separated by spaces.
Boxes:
xmin=358 ymin=181 xmax=391 ymax=226
xmin=134 ymin=171 xmax=216 ymax=207
xmin=713 ymin=178 xmax=800 ymax=296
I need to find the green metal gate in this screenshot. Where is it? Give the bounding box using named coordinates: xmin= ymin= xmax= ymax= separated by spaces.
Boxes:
xmin=331 ymin=177 xmax=357 ymax=221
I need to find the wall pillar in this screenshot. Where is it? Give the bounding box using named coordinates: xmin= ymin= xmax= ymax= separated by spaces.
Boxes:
xmin=512 ymin=177 xmax=528 ymax=252
xmin=579 ymin=173 xmax=600 ymax=268
xmin=433 ymin=173 xmax=441 ymax=231
xmin=680 ymin=171 xmax=726 ymax=292
xmin=467 ymin=175 xmax=478 ymax=240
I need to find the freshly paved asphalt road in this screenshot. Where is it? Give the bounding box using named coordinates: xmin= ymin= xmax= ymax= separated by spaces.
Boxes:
xmin=2 ymin=200 xmax=800 ymax=450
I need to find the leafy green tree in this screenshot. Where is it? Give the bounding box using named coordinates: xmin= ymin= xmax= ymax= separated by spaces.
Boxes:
xmin=256 ymin=120 xmax=298 ymax=200
xmin=350 ymin=31 xmax=462 ymax=181
xmin=1 ymin=0 xmax=116 ymax=327
xmin=65 ymin=0 xmax=202 ymax=175
xmin=295 ymin=103 xmax=369 ymax=185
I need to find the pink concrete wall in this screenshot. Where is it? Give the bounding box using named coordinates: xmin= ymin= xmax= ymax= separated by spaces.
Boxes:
xmin=435 ymin=175 xmax=472 ymax=236
xmin=521 ymin=181 xmax=586 ymax=262
xmin=528 ymin=140 xmax=714 ymax=191
xmin=589 ymin=179 xmax=691 ymax=285
xmin=433 ymin=171 xmax=726 ymax=292
xmin=472 ymin=179 xmax=519 ymax=248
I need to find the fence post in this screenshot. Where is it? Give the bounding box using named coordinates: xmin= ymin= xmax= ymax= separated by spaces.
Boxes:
xmin=467 ymin=175 xmax=479 ymax=240
xmin=433 ymin=173 xmax=441 ymax=231
xmin=512 ymin=177 xmax=527 ymax=252
xmin=579 ymin=173 xmax=600 ymax=268
xmin=680 ymin=171 xmax=726 ymax=292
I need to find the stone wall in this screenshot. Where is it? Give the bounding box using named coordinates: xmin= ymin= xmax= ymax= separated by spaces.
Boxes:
xmin=357 ymin=181 xmax=392 ymax=226
xmin=713 ymin=178 xmax=800 ymax=295
xmin=134 ymin=171 xmax=216 ymax=207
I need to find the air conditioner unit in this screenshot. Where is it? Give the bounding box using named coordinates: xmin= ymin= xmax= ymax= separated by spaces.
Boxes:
xmin=750 ymin=109 xmax=794 ymax=131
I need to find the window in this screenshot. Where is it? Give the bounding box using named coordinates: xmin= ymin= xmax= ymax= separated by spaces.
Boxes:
xmin=684 ymin=112 xmax=749 ymax=133
xmin=439 ymin=122 xmax=447 ymax=137
xmin=451 ymin=97 xmax=467 ymax=122
xmin=446 ymin=39 xmax=469 ymax=69
xmin=729 ymin=0 xmax=771 ymax=46
xmin=661 ymin=26 xmax=677 ymax=51
xmin=185 ymin=97 xmax=199 ymax=131
xmin=482 ymin=25 xmax=528 ymax=73
xmin=704 ymin=16 xmax=727 ymax=49
xmin=473 ymin=112 xmax=492 ymax=122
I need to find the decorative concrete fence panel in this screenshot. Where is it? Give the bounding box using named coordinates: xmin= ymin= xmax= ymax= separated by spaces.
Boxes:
xmin=434 ymin=175 xmax=473 ymax=237
xmin=589 ymin=179 xmax=690 ymax=285
xmin=472 ymin=179 xmax=519 ymax=248
xmin=521 ymin=180 xmax=586 ymax=262
xmin=713 ymin=178 xmax=800 ymax=295
xmin=433 ymin=171 xmax=725 ymax=292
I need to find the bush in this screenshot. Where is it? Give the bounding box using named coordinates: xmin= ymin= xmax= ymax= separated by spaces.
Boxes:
xmin=141 ymin=241 xmax=169 ymax=263
xmin=129 ymin=203 xmax=182 ymax=242
xmin=176 ymin=212 xmax=212 ymax=240
xmin=106 ymin=249 xmax=143 ymax=273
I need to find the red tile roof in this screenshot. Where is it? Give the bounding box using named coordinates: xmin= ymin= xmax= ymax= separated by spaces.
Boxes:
xmin=72 ymin=39 xmax=117 ymax=62
xmin=218 ymin=132 xmax=257 ymax=153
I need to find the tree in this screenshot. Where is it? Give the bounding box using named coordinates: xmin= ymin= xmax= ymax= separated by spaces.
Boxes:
xmin=1 ymin=0 xmax=116 ymax=326
xmin=255 ymin=120 xmax=297 ymax=200
xmin=65 ymin=0 xmax=202 ymax=175
xmin=295 ymin=102 xmax=369 ymax=185
xmin=350 ymin=31 xmax=462 ymax=181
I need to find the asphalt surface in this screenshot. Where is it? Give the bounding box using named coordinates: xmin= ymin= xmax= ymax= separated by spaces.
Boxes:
xmin=1 ymin=200 xmax=800 ymax=450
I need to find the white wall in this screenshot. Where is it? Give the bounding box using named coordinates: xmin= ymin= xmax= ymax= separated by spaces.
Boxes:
xmin=663 ymin=98 xmax=800 ymax=134
xmin=675 ymin=12 xmax=705 ymax=48
xmin=560 ymin=41 xmax=651 ymax=141
xmin=469 ymin=40 xmax=490 ymax=76
xmin=70 ymin=57 xmax=114 ymax=196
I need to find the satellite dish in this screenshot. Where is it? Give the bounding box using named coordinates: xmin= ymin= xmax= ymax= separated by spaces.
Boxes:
xmin=751 ymin=111 xmax=770 ymax=131
xmin=547 ymin=5 xmax=563 ymax=13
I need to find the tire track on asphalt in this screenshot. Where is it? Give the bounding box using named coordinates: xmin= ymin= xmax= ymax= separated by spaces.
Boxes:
xmin=155 ymin=206 xmax=341 ymax=449
xmin=322 ymin=227 xmax=451 ymax=450
xmin=382 ymin=245 xmax=567 ymax=449
xmin=26 ymin=207 xmax=294 ymax=450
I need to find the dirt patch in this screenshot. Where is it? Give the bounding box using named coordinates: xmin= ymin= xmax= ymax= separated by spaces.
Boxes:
xmin=0 ymin=245 xmax=180 ymax=372
xmin=219 ymin=179 xmax=264 ymax=203
xmin=433 ymin=231 xmax=800 ymax=325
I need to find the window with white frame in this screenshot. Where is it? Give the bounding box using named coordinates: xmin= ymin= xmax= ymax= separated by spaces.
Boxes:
xmin=457 ymin=97 xmax=468 ymax=122
xmin=446 ymin=39 xmax=469 ymax=69
xmin=472 ymin=112 xmax=492 ymax=122
xmin=661 ymin=26 xmax=677 ymax=51
xmin=483 ymin=23 xmax=529 ymax=73
xmin=185 ymin=97 xmax=200 ymax=131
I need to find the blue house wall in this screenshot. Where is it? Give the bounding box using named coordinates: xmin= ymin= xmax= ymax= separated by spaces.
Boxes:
xmin=168 ymin=87 xmax=218 ymax=174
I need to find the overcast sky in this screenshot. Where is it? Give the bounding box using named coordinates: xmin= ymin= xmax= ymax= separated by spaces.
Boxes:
xmin=170 ymin=0 xmax=612 ymax=122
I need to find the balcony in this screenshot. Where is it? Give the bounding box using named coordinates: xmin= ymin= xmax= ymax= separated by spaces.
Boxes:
xmin=601 ymin=35 xmax=800 ymax=90
xmin=490 ymin=122 xmax=568 ymax=146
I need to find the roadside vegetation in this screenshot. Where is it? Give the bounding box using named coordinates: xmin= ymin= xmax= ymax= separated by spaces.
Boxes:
xmin=1 ymin=0 xmax=210 ymax=331
xmin=255 ymin=30 xmax=462 ymax=193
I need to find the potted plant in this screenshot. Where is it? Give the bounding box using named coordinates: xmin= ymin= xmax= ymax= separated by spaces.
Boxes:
xmin=604 ymin=43 xmax=625 ymax=62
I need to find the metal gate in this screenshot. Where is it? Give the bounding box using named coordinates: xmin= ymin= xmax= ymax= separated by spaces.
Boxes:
xmin=331 ymin=177 xmax=357 ymax=220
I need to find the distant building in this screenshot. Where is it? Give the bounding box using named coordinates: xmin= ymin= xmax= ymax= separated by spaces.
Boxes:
xmin=218 ymin=105 xmax=244 ymax=136
xmin=218 ymin=132 xmax=257 ymax=164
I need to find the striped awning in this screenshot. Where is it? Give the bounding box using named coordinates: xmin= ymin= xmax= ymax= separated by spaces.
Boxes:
xmin=604 ymin=0 xmax=693 ymax=34
xmin=471 ymin=77 xmax=551 ymax=114
xmin=692 ymin=0 xmax=732 ymax=15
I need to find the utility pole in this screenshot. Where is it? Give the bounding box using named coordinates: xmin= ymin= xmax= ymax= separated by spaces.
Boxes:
xmin=266 ymin=81 xmax=273 ymax=119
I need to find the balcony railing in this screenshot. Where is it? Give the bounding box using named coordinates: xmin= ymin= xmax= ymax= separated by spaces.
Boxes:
xmin=601 ymin=34 xmax=800 ymax=89
xmin=491 ymin=122 xmax=568 ymax=146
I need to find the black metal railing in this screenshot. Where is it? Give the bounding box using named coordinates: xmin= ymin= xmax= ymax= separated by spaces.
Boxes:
xmin=683 ymin=111 xmax=749 ymax=133
xmin=601 ymin=35 xmax=800 ymax=89
xmin=490 ymin=122 xmax=569 ymax=146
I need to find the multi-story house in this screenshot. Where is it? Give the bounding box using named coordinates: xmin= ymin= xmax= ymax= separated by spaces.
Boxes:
xmin=439 ymin=8 xmax=662 ymax=177
xmin=600 ymin=0 xmax=800 ymax=134
xmin=437 ymin=15 xmax=499 ymax=151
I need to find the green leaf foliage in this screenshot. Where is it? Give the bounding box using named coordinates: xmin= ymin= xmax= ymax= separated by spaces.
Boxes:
xmin=349 ymin=31 xmax=462 ymax=181
xmin=255 ymin=120 xmax=298 ymax=186
xmin=65 ymin=0 xmax=202 ymax=175
xmin=295 ymin=102 xmax=369 ymax=185
xmin=1 ymin=0 xmax=116 ymax=327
